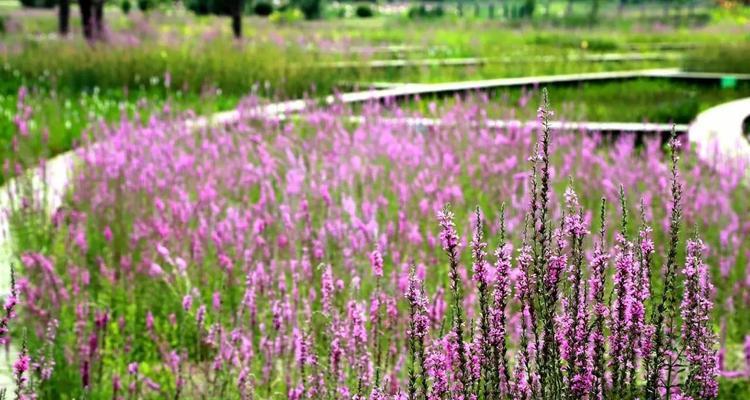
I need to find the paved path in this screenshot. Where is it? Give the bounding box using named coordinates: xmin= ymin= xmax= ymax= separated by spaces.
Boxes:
xmin=334 ymin=69 xmax=750 ymax=104
xmin=688 ymin=97 xmax=750 ymax=165
xmin=347 ymin=116 xmax=689 ymax=133
xmin=352 ymin=69 xmax=750 ymax=91
xmin=324 ymin=52 xmax=681 ymax=69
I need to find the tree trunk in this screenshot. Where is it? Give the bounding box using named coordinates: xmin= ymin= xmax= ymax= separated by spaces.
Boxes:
xmin=59 ymin=0 xmax=70 ymax=35
xmin=94 ymin=0 xmax=104 ymax=39
xmin=565 ymin=0 xmax=573 ymax=18
xmin=80 ymin=0 xmax=94 ymax=40
xmin=230 ymin=0 xmax=243 ymax=38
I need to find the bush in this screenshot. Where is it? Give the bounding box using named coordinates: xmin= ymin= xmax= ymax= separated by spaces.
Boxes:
xmin=186 ymin=0 xmax=235 ymax=15
xmin=519 ymin=0 xmax=535 ymax=18
xmin=355 ymin=3 xmax=374 ymax=17
xmin=137 ymin=0 xmax=152 ymax=12
xmin=253 ymin=1 xmax=273 ymax=15
xmin=407 ymin=3 xmax=443 ymax=18
xmin=269 ymin=7 xmax=304 ymax=23
xmin=293 ymin=0 xmax=323 ymax=19
xmin=121 ymin=0 xmax=132 ymax=14
xmin=18 ymin=0 xmax=55 ymax=8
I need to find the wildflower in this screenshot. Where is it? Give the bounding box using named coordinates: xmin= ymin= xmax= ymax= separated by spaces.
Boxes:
xmin=370 ymin=249 xmax=384 ymax=278
xmin=438 ymin=206 xmax=470 ymax=397
xmin=681 ymin=239 xmax=718 ymax=399
xmin=182 ymin=295 xmax=192 ymax=311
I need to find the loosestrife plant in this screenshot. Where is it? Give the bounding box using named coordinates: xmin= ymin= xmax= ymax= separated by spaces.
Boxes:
xmin=4 ymin=88 xmax=732 ymax=399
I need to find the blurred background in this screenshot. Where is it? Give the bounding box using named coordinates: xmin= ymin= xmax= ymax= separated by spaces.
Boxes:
xmin=1 ymin=0 xmax=749 ymax=175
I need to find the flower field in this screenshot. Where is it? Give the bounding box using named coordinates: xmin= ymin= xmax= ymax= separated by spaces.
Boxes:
xmin=4 ymin=87 xmax=750 ymax=398
xmin=2 ymin=1 xmax=750 ymax=398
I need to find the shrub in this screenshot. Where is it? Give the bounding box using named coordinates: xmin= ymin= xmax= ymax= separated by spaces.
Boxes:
xmin=137 ymin=0 xmax=152 ymax=12
xmin=253 ymin=0 xmax=273 ymax=16
xmin=269 ymin=7 xmax=304 ymax=23
xmin=355 ymin=3 xmax=374 ymax=17
xmin=18 ymin=0 xmax=55 ymax=8
xmin=519 ymin=0 xmax=535 ymax=17
xmin=407 ymin=3 xmax=443 ymax=18
xmin=185 ymin=0 xmax=235 ymax=15
xmin=293 ymin=0 xmax=323 ymax=19
xmin=121 ymin=0 xmax=132 ymax=14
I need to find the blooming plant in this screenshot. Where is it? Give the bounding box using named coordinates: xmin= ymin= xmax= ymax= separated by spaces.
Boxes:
xmin=3 ymin=88 xmax=743 ymax=398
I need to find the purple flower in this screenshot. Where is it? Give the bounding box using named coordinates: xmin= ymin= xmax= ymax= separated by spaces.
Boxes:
xmin=437 ymin=209 xmax=459 ymax=253
xmin=14 ymin=354 xmax=30 ymax=375
xmin=406 ymin=270 xmax=429 ymax=339
xmin=128 ymin=362 xmax=139 ymax=375
xmin=681 ymin=239 xmax=718 ymax=399
xmin=182 ymin=295 xmax=192 ymax=311
xmin=370 ymin=249 xmax=384 ymax=278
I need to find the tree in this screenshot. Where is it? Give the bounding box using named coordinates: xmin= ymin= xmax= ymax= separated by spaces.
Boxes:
xmin=94 ymin=0 xmax=105 ymax=38
xmin=78 ymin=0 xmax=105 ymax=40
xmin=520 ymin=0 xmax=535 ymax=18
xmin=79 ymin=0 xmax=95 ymax=40
xmin=186 ymin=0 xmax=246 ymax=38
xmin=59 ymin=0 xmax=70 ymax=35
xmin=230 ymin=0 xmax=243 ymax=38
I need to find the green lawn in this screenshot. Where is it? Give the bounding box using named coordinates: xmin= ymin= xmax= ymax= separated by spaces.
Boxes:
xmin=407 ymin=79 xmax=750 ymax=123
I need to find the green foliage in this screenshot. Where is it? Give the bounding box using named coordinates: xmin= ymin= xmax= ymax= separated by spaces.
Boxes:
xmin=520 ymin=0 xmax=535 ymax=17
xmin=683 ymin=43 xmax=750 ymax=74
xmin=530 ymin=33 xmax=620 ymax=51
xmin=137 ymin=0 xmax=152 ymax=12
xmin=355 ymin=3 xmax=374 ymax=18
xmin=269 ymin=7 xmax=304 ymax=23
xmin=0 ymin=39 xmax=343 ymax=100
xmin=410 ymin=79 xmax=750 ymax=124
xmin=253 ymin=0 xmax=273 ymax=16
xmin=186 ymin=0 xmax=236 ymax=16
xmin=292 ymin=0 xmax=323 ymax=20
xmin=407 ymin=3 xmax=444 ymax=19
xmin=0 ymin=88 xmax=238 ymax=184
xmin=121 ymin=0 xmax=132 ymax=14
xmin=719 ymin=379 xmax=750 ymax=398
xmin=18 ymin=0 xmax=55 ymax=8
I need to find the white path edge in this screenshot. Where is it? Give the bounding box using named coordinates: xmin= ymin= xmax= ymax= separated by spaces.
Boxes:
xmin=688 ymin=97 xmax=750 ymax=167
xmin=0 ymin=69 xmax=748 ymax=388
xmin=324 ymin=51 xmax=682 ymax=69
xmin=344 ymin=116 xmax=689 ymax=133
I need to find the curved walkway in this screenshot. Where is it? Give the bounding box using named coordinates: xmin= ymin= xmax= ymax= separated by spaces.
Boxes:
xmin=688 ymin=97 xmax=750 ymax=165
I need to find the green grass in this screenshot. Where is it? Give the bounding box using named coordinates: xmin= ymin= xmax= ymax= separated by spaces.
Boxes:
xmin=408 ymin=79 xmax=750 ymax=123
xmin=684 ymin=42 xmax=750 ymax=75
xmin=2 ymin=6 xmax=749 ymax=183
xmin=0 ymin=87 xmax=240 ymax=184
